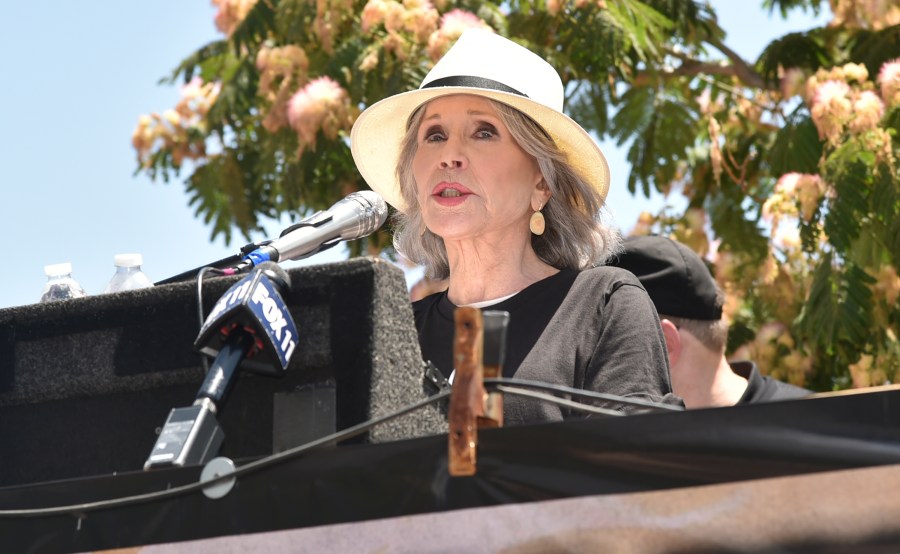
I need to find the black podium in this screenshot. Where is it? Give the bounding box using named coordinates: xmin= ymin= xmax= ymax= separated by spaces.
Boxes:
xmin=0 ymin=257 xmax=445 ymax=488
xmin=4 ymin=386 xmax=900 ymax=552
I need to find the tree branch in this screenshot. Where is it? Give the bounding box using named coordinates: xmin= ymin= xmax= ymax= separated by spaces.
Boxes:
xmin=632 ymin=40 xmax=771 ymax=91
xmin=705 ymin=36 xmax=768 ymax=90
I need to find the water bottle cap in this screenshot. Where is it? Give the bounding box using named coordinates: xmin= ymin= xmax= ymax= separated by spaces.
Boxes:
xmin=44 ymin=262 xmax=73 ymax=276
xmin=114 ymin=253 xmax=143 ymax=268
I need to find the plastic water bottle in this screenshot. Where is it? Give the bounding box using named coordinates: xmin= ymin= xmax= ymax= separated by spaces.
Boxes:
xmin=104 ymin=253 xmax=154 ymax=293
xmin=40 ymin=262 xmax=87 ymax=302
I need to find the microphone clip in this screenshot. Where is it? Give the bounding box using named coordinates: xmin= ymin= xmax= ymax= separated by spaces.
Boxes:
xmin=276 ymin=211 xmax=343 ymax=258
xmin=278 ymin=210 xmax=333 ymax=236
xmin=241 ymin=212 xmax=343 ymax=270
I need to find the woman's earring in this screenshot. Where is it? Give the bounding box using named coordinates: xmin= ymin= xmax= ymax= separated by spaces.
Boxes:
xmin=529 ymin=203 xmax=545 ymax=236
xmin=420 ymin=223 xmax=428 ymax=237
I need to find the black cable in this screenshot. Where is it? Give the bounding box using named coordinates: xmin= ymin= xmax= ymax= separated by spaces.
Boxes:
xmin=494 ymin=385 xmax=625 ymax=417
xmin=195 ymin=266 xmax=225 ymax=329
xmin=0 ymin=376 xmax=679 ymax=517
xmin=0 ymin=389 xmax=452 ymax=518
xmin=485 ymin=377 xmax=684 ymax=412
xmin=195 ymin=266 xmax=225 ymax=374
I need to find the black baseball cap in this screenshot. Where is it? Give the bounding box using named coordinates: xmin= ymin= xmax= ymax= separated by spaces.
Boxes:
xmin=608 ymin=235 xmax=722 ymax=320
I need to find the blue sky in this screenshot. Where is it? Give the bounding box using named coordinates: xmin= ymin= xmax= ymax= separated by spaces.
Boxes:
xmin=0 ymin=2 xmax=828 ymax=310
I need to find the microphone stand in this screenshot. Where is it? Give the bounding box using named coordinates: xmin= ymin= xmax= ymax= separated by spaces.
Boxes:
xmin=145 ymin=263 xmax=297 ymax=470
xmin=143 ymin=332 xmax=256 ymax=469
xmin=153 ymin=214 xmax=339 ymax=286
xmin=155 ymin=191 xmax=387 ymax=284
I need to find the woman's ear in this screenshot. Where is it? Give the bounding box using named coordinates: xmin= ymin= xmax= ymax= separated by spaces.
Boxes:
xmin=531 ymin=179 xmax=551 ymax=211
xmin=660 ymin=319 xmax=682 ymax=366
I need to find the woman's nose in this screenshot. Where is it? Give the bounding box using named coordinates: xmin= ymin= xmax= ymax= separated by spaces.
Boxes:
xmin=439 ymin=138 xmax=467 ymax=170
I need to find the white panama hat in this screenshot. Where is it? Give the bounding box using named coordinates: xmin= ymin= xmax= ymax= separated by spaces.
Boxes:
xmin=350 ymin=28 xmax=611 ymax=213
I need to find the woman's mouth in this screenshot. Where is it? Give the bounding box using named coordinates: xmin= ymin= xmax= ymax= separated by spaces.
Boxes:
xmin=431 ymin=183 xmax=471 ymax=206
xmin=432 ymin=182 xmax=473 ymax=197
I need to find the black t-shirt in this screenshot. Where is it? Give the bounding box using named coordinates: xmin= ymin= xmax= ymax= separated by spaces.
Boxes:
xmin=413 ymin=266 xmax=676 ymax=424
xmin=731 ymin=360 xmax=811 ymax=404
xmin=415 ymin=269 xmax=577 ymax=379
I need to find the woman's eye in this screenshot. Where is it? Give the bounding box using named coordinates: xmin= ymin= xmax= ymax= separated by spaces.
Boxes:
xmin=474 ymin=124 xmax=497 ymax=139
xmin=422 ymin=126 xmax=445 ymax=142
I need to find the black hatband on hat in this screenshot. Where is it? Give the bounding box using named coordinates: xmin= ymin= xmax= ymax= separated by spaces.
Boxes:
xmin=422 ymin=76 xmax=528 ymax=97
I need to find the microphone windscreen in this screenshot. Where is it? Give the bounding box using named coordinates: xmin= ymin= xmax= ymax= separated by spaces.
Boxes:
xmin=355 ymin=190 xmax=388 ymax=234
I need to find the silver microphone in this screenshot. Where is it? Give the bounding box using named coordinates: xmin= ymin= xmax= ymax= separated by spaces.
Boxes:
xmin=244 ymin=191 xmax=388 ymax=265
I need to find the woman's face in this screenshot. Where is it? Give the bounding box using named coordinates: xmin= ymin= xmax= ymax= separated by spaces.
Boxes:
xmin=412 ymin=94 xmax=544 ymax=242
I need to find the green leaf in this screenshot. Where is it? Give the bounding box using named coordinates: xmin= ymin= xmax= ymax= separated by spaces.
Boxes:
xmin=205 ymin=56 xmax=259 ymax=133
xmin=884 ymin=105 xmax=900 ymax=136
xmin=766 ymin=112 xmax=822 ymax=175
xmin=848 ymin=24 xmax=900 ymax=79
xmin=840 ymin=263 xmax=876 ymax=345
xmin=889 ymin=216 xmax=900 ymax=274
xmin=756 ymin=31 xmax=831 ymax=85
xmin=568 ymin=83 xmax=612 ymax=139
xmin=797 ymin=254 xmax=875 ymax=364
xmin=762 ymin=0 xmax=827 ymax=18
xmin=609 ymin=87 xmax=654 ymax=148
xmin=707 ymin=190 xmax=769 ymax=262
xmin=187 ymin=157 xmax=235 ymax=244
xmin=797 ymin=253 xmax=838 ymax=354
xmin=229 ymin=0 xmax=278 ymax=54
xmin=823 ymin=160 xmax=870 ymax=252
xmin=604 ymin=0 xmax=674 ymax=62
xmin=611 ymin=86 xmax=700 ymax=197
xmin=162 ymin=40 xmax=231 ymax=86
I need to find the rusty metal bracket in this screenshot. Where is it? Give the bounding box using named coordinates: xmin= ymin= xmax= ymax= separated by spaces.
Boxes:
xmin=448 ymin=308 xmax=509 ymax=476
xmin=448 ymin=307 xmax=483 ymax=476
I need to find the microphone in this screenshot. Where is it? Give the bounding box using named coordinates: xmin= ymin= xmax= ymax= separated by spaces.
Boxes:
xmin=145 ymin=262 xmax=298 ymax=469
xmin=240 ymin=190 xmax=388 ymax=270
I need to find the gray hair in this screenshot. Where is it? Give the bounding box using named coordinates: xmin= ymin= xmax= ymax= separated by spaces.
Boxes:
xmin=661 ymin=314 xmax=730 ymax=354
xmin=393 ymin=97 xmax=620 ymax=279
xmin=659 ymin=289 xmax=729 ymax=354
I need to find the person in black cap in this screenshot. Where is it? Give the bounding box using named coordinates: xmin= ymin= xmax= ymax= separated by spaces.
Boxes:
xmin=608 ymin=235 xmax=810 ymax=408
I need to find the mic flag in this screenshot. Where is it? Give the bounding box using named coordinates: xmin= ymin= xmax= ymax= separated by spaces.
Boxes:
xmin=194 ymin=262 xmax=298 ymax=376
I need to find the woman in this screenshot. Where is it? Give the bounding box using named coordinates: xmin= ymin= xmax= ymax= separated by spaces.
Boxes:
xmin=351 ymin=29 xmax=674 ymax=424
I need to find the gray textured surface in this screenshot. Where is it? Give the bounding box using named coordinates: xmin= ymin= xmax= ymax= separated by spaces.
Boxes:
xmin=367 ymin=258 xmax=447 ymax=442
